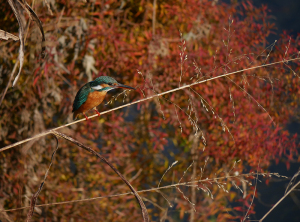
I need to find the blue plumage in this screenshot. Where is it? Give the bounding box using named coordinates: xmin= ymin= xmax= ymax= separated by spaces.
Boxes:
xmin=72 ymin=84 xmax=93 ymax=112
xmin=72 ymin=76 xmax=135 ymax=120
xmin=72 ymin=76 xmax=118 ymax=112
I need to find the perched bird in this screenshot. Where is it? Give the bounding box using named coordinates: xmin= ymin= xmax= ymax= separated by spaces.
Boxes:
xmin=72 ymin=76 xmax=135 ymax=120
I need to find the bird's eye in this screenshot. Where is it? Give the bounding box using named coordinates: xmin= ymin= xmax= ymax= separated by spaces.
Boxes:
xmin=108 ymin=83 xmax=112 ymax=86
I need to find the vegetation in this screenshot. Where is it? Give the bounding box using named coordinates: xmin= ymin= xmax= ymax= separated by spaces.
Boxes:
xmin=0 ymin=0 xmax=299 ymax=221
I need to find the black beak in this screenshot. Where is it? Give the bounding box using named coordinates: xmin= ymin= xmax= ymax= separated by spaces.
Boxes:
xmin=115 ymin=83 xmax=136 ymax=90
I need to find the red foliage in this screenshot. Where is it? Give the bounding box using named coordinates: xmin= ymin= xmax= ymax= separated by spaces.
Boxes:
xmin=0 ymin=0 xmax=299 ymax=221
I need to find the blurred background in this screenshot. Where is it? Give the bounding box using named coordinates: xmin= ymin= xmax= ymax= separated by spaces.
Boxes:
xmin=0 ymin=0 xmax=300 ymax=221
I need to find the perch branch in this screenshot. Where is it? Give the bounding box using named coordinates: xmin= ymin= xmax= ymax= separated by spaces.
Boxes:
xmin=0 ymin=58 xmax=299 ymax=152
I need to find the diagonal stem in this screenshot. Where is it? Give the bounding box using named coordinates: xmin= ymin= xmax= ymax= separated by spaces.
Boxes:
xmin=26 ymin=135 xmax=59 ymax=222
xmin=0 ymin=58 xmax=299 ymax=152
xmin=51 ymin=131 xmax=149 ymax=222
xmin=259 ymin=180 xmax=300 ymax=222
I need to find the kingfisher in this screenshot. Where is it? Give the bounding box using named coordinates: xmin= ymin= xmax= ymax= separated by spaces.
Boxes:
xmin=72 ymin=76 xmax=135 ymax=120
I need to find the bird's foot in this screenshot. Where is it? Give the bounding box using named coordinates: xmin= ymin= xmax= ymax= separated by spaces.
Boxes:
xmin=84 ymin=114 xmax=89 ymax=121
xmin=94 ymin=109 xmax=101 ymax=117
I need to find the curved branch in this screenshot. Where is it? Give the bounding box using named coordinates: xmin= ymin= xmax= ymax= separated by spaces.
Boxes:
xmin=52 ymin=131 xmax=149 ymax=222
xmin=26 ymin=135 xmax=59 ymax=222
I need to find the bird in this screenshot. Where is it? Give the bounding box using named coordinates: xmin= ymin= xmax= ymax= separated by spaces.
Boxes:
xmin=72 ymin=76 xmax=135 ymax=120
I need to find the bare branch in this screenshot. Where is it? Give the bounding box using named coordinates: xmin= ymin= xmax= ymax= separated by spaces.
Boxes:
xmin=0 ymin=58 xmax=299 ymax=152
xmin=0 ymin=62 xmax=19 ymax=106
xmin=26 ymin=135 xmax=59 ymax=222
xmin=0 ymin=30 xmax=19 ymax=41
xmin=0 ymin=172 xmax=287 ymax=213
xmin=243 ymin=160 xmax=260 ymax=222
xmin=23 ymin=1 xmax=46 ymax=58
xmin=259 ymin=180 xmax=300 ymax=221
xmin=7 ymin=0 xmax=46 ymax=87
xmin=7 ymin=0 xmax=25 ymax=87
xmin=51 ymin=131 xmax=149 ymax=222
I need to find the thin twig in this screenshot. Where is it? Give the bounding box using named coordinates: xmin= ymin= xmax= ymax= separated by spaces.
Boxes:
xmin=26 ymin=135 xmax=59 ymax=222
xmin=0 ymin=62 xmax=18 ymax=106
xmin=259 ymin=180 xmax=300 ymax=221
xmin=51 ymin=131 xmax=149 ymax=222
xmin=0 ymin=172 xmax=286 ymax=213
xmin=243 ymin=160 xmax=260 ymax=222
xmin=285 ymin=168 xmax=300 ymax=194
xmin=152 ymin=0 xmax=156 ymax=36
xmin=7 ymin=0 xmax=25 ymax=87
xmin=158 ymin=161 xmax=178 ymax=188
xmin=0 ymin=58 xmax=299 ymax=152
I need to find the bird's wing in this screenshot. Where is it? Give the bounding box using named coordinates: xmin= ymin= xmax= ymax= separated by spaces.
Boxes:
xmin=72 ymin=83 xmax=93 ymax=112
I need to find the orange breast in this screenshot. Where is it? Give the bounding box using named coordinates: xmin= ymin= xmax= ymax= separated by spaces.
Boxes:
xmin=76 ymin=91 xmax=107 ymax=114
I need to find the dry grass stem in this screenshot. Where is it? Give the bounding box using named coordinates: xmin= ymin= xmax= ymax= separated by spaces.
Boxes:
xmin=51 ymin=131 xmax=149 ymax=222
xmin=285 ymin=168 xmax=300 ymax=194
xmin=243 ymin=160 xmax=260 ymax=222
xmin=158 ymin=161 xmax=178 ymax=188
xmin=1 ymin=58 xmax=299 ymax=153
xmin=0 ymin=30 xmax=19 ymax=41
xmin=0 ymin=171 xmax=288 ymax=214
xmin=26 ymin=136 xmax=59 ymax=222
xmin=259 ymin=180 xmax=300 ymax=221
